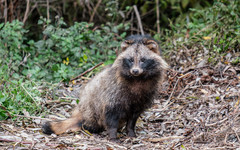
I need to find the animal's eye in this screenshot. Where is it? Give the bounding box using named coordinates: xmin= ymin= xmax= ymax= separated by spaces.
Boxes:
xmin=129 ymin=58 xmax=134 ymax=62
xmin=125 ymin=40 xmax=133 ymax=45
xmin=140 ymin=58 xmax=146 ymax=62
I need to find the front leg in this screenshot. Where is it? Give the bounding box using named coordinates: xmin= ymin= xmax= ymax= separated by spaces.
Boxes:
xmin=105 ymin=106 xmax=120 ymax=140
xmin=126 ymin=113 xmax=140 ymax=137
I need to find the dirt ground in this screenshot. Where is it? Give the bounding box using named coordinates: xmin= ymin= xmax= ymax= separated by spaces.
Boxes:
xmin=1 ymin=51 xmax=240 ymax=149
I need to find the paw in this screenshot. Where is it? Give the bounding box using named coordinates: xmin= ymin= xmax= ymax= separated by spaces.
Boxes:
xmin=109 ymin=138 xmax=121 ymax=143
xmin=127 ymin=131 xmax=136 ymax=137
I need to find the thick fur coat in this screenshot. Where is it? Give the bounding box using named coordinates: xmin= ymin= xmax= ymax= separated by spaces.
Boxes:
xmin=42 ymin=35 xmax=168 ymax=139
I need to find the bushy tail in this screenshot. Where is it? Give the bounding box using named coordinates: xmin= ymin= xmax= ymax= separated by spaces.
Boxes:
xmin=42 ymin=117 xmax=80 ymax=135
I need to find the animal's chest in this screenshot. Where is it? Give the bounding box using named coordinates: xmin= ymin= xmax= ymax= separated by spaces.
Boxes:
xmin=126 ymin=80 xmax=153 ymax=95
xmin=118 ymin=90 xmax=153 ymax=114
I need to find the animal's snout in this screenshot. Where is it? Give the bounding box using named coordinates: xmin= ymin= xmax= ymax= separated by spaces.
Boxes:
xmin=130 ymin=68 xmax=143 ymax=76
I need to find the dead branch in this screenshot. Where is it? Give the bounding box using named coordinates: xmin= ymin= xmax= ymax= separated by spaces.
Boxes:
xmin=133 ymin=5 xmax=144 ymax=35
xmin=148 ymin=136 xmax=185 ymax=142
xmin=4 ymin=0 xmax=7 ymax=23
xmin=164 ymin=77 xmax=179 ymax=107
xmin=70 ymin=62 xmax=103 ymax=81
xmin=15 ymin=114 xmax=52 ymax=121
xmin=23 ymin=0 xmax=30 ymax=24
xmin=0 ymin=138 xmax=33 ymax=145
xmin=156 ymin=0 xmax=160 ymax=34
xmin=46 ymin=0 xmax=49 ymax=21
xmin=89 ymin=0 xmax=102 ymax=23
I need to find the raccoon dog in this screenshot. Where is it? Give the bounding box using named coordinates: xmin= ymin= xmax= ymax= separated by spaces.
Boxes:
xmin=42 ymin=35 xmax=168 ymax=139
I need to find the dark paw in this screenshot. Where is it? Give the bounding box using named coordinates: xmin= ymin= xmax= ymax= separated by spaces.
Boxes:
xmin=109 ymin=138 xmax=121 ymax=143
xmin=127 ymin=131 xmax=136 ymax=137
xmin=42 ymin=122 xmax=54 ymax=135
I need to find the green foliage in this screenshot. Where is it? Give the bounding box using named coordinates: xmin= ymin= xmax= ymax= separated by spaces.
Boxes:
xmin=0 ymin=20 xmax=28 ymax=76
xmin=160 ymin=0 xmax=240 ymax=61
xmin=187 ymin=0 xmax=240 ymax=52
xmin=0 ymin=18 xmax=128 ymax=120
xmin=32 ymin=17 xmax=127 ymax=81
xmin=0 ymin=18 xmax=128 ymax=82
xmin=0 ymin=77 xmax=43 ymax=120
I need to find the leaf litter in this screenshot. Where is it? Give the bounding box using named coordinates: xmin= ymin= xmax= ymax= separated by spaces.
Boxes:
xmin=1 ymin=47 xmax=240 ymax=149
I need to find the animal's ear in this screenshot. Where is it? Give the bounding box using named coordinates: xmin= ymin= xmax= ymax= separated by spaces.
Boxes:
xmin=121 ymin=40 xmax=133 ymax=51
xmin=145 ymin=40 xmax=160 ymax=55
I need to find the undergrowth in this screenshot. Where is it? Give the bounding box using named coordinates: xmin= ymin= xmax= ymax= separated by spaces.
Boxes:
xmin=0 ymin=18 xmax=128 ymax=120
xmin=159 ymin=0 xmax=240 ymax=65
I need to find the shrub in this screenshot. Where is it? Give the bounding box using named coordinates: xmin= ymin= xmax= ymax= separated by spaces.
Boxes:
xmin=0 ymin=18 xmax=128 ymax=82
xmin=157 ymin=0 xmax=240 ymax=66
xmin=0 ymin=18 xmax=128 ymax=120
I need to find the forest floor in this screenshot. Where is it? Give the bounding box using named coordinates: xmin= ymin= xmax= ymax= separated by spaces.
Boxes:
xmin=1 ymin=50 xmax=240 ymax=149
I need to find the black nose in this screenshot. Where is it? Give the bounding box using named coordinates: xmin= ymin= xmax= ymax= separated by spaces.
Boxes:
xmin=131 ymin=68 xmax=140 ymax=76
xmin=132 ymin=69 xmax=139 ymax=74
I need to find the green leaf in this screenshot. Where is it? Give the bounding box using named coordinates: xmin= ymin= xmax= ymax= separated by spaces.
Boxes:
xmin=83 ymin=54 xmax=88 ymax=61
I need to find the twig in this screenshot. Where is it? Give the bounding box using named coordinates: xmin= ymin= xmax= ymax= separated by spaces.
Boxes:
xmin=23 ymin=0 xmax=30 ymax=24
xmin=205 ymin=117 xmax=228 ymax=127
xmin=177 ymin=84 xmax=189 ymax=98
xmin=20 ymin=83 xmax=38 ymax=106
xmin=148 ymin=136 xmax=185 ymax=142
xmin=9 ymin=0 xmax=13 ymax=22
xmin=164 ymin=78 xmax=179 ymax=107
xmin=89 ymin=0 xmax=102 ymax=22
xmin=45 ymin=99 xmax=72 ymax=104
xmin=71 ymin=62 xmax=103 ymax=81
xmin=160 ymin=98 xmax=176 ymax=112
xmin=133 ymin=5 xmax=144 ymax=35
xmin=4 ymin=0 xmax=7 ymax=23
xmin=18 ymin=53 xmax=31 ymax=67
xmin=156 ymin=0 xmax=160 ymax=34
xmin=15 ymin=114 xmax=52 ymax=121
xmin=0 ymin=138 xmax=33 ymax=145
xmin=45 ymin=143 xmax=75 ymax=149
xmin=49 ymin=102 xmax=72 ymax=112
xmin=233 ymin=128 xmax=240 ymax=142
xmin=46 ymin=0 xmax=50 ymax=21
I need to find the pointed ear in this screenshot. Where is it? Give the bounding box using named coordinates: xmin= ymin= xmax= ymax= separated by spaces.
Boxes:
xmin=121 ymin=40 xmax=133 ymax=51
xmin=145 ymin=40 xmax=160 ymax=55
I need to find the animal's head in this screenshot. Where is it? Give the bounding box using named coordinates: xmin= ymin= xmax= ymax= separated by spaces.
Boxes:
xmin=113 ymin=35 xmax=168 ymax=81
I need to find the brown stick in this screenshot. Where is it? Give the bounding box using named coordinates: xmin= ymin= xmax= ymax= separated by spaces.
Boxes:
xmin=15 ymin=114 xmax=52 ymax=121
xmin=23 ymin=0 xmax=30 ymax=24
xmin=156 ymin=0 xmax=160 ymax=34
xmin=46 ymin=0 xmax=49 ymax=21
xmin=164 ymin=77 xmax=179 ymax=107
xmin=133 ymin=5 xmax=144 ymax=35
xmin=0 ymin=138 xmax=33 ymax=144
xmin=148 ymin=136 xmax=185 ymax=142
xmin=89 ymin=0 xmax=102 ymax=22
xmin=71 ymin=62 xmax=103 ymax=81
xmin=4 ymin=0 xmax=7 ymax=23
xmin=9 ymin=0 xmax=13 ymax=22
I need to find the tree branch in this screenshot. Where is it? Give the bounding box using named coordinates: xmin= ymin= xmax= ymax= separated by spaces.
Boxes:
xmin=23 ymin=0 xmax=30 ymax=24
xmin=133 ymin=5 xmax=144 ymax=35
xmin=71 ymin=62 xmax=103 ymax=81
xmin=89 ymin=0 xmax=102 ymax=23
